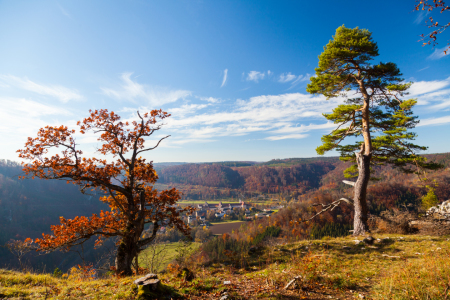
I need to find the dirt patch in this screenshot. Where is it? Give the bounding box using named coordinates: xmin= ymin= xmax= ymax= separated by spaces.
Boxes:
xmin=209 ymin=221 xmax=247 ymax=235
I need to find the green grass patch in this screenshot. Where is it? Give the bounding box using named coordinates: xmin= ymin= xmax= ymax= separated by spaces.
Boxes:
xmin=138 ymin=242 xmax=201 ymax=272
xmin=210 ymin=220 xmax=246 ymax=225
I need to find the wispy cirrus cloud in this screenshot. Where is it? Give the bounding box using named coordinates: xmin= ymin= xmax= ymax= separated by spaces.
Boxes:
xmin=158 ymin=92 xmax=342 ymax=146
xmin=414 ymin=10 xmax=429 ymax=25
xmin=427 ymin=46 xmax=450 ymax=60
xmin=409 ymin=77 xmax=450 ymax=107
xmin=199 ymin=96 xmax=220 ymax=103
xmin=101 ymin=72 xmax=191 ymax=105
xmin=56 ymin=2 xmax=71 ymax=18
xmin=0 ymin=75 xmax=83 ymax=102
xmin=158 ymin=75 xmax=450 ymax=145
xmin=246 ymin=71 xmax=266 ymax=83
xmin=278 ymin=72 xmax=297 ymax=83
xmin=221 ymin=69 xmax=228 ymax=87
xmin=418 ymin=115 xmax=450 ymax=126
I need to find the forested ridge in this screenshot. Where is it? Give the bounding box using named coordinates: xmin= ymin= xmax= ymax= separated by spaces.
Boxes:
xmin=156 ymin=153 xmax=450 ymax=201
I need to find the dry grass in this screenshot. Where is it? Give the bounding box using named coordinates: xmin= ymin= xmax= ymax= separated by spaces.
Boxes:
xmin=0 ymin=269 xmax=138 ymax=299
xmin=2 ymin=234 xmax=450 ymax=299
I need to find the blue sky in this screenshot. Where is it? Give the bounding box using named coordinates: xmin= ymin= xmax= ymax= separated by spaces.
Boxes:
xmin=0 ymin=1 xmax=449 ymax=163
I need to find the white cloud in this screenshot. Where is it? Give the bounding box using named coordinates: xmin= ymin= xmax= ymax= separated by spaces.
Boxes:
xmin=246 ymin=71 xmax=265 ymax=83
xmin=0 ymin=97 xmax=73 ymax=149
xmin=199 ymin=96 xmax=220 ymax=103
xmin=161 ymin=92 xmax=342 ymax=145
xmin=409 ymin=78 xmax=450 ymax=96
xmin=265 ymin=134 xmax=309 ymax=141
xmin=221 ymin=69 xmax=228 ymax=88
xmin=417 ymin=66 xmax=429 ymax=72
xmin=418 ymin=115 xmax=450 ymax=126
xmin=278 ymin=73 xmax=297 ymax=83
xmin=0 ymin=75 xmax=82 ymax=102
xmin=101 ymin=72 xmax=191 ymax=105
xmin=167 ymin=104 xmax=209 ymax=117
xmin=0 ymin=98 xmax=72 ymax=118
xmin=409 ymin=77 xmax=450 ymax=106
xmin=427 ymin=47 xmax=450 ymax=60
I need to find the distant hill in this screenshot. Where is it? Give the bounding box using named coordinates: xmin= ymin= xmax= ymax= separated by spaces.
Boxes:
xmin=257 ymin=156 xmax=340 ymax=167
xmin=157 ymin=159 xmax=337 ymax=195
xmin=158 ymin=164 xmax=245 ymax=188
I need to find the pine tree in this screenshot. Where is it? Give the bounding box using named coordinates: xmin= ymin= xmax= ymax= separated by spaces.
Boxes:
xmin=307 ymin=25 xmax=441 ymax=236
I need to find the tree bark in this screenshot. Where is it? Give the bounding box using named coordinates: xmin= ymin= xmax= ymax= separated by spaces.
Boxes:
xmin=353 ymin=150 xmax=371 ymax=236
xmin=115 ymin=236 xmax=138 ymax=276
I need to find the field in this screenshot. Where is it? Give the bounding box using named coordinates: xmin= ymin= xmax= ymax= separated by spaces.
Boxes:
xmin=138 ymin=242 xmax=201 ymax=272
xmin=2 ymin=234 xmax=450 ymax=299
xmin=210 ymin=219 xmax=247 ymax=225
xmin=208 ymin=221 xmax=247 ymax=235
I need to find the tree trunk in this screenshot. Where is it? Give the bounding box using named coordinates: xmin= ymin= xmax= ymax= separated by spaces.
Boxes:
xmin=353 ymin=151 xmax=371 ymax=236
xmin=115 ymin=236 xmax=139 ymax=276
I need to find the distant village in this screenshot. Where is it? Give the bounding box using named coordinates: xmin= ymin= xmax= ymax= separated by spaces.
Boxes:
xmin=185 ymin=199 xmax=281 ymax=226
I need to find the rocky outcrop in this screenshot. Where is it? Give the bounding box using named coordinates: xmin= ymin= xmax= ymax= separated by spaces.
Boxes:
xmin=426 ymin=200 xmax=450 ymax=219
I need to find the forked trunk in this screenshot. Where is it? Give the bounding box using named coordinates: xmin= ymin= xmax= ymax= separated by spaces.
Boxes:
xmin=353 ymin=151 xmax=371 ymax=236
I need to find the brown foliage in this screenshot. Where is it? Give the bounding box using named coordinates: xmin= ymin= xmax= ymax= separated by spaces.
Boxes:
xmin=415 ymin=0 xmax=450 ymax=54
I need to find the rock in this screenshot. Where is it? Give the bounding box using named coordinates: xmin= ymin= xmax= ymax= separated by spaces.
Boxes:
xmin=354 ymin=240 xmax=362 ymax=245
xmin=362 ymin=236 xmax=375 ymax=245
xmin=136 ymin=278 xmax=161 ymax=299
xmin=220 ymin=295 xmax=229 ymax=300
xmin=134 ymin=273 xmax=158 ymax=285
xmin=427 ymin=200 xmax=450 ymax=219
xmin=358 ymin=293 xmax=366 ymax=299
xmin=224 ymin=280 xmax=232 ymax=285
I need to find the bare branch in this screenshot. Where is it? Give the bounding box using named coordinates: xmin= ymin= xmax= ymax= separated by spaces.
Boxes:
xmin=343 ymin=180 xmax=356 ymax=186
xmin=305 ymin=198 xmax=354 ymax=222
xmin=137 ymin=135 xmax=170 ymax=155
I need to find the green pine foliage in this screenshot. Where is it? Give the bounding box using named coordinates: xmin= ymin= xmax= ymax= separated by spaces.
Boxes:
xmin=307 ymin=25 xmax=441 ymax=178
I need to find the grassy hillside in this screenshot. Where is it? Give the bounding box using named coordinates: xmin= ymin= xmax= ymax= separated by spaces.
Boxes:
xmin=2 ymin=234 xmax=450 ymax=299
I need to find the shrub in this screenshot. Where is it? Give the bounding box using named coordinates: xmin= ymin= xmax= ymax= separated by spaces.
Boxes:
xmin=252 ymin=226 xmax=281 ymax=245
xmin=422 ymin=185 xmax=439 ymax=210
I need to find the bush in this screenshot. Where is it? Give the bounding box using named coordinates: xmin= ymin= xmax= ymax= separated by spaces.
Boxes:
xmin=252 ymin=226 xmax=281 ymax=245
xmin=201 ymin=234 xmax=250 ymax=265
xmin=52 ymin=267 xmax=63 ymax=278
xmin=422 ymin=186 xmax=439 ymax=210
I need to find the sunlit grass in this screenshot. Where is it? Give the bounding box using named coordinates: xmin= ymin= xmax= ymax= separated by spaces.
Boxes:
xmin=2 ymin=235 xmax=450 ymax=299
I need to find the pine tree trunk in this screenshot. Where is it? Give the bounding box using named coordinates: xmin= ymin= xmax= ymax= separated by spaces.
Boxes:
xmin=353 ymin=151 xmax=371 ymax=236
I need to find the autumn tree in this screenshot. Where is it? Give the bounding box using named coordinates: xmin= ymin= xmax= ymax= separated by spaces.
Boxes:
xmin=17 ymin=109 xmax=193 ymax=276
xmin=307 ymin=25 xmax=440 ymax=235
xmin=415 ymin=0 xmax=450 ymax=54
